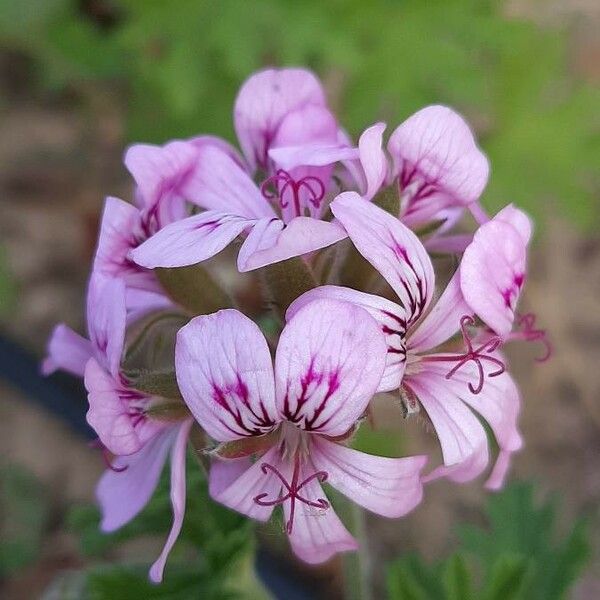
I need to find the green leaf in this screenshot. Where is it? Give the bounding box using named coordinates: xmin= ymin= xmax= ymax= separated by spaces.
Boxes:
xmin=443 ymin=554 xmax=474 ymax=600
xmin=482 ymin=555 xmax=530 ymax=600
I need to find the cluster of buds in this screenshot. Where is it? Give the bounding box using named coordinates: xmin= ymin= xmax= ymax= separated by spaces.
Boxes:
xmin=43 ymin=68 xmax=549 ymax=582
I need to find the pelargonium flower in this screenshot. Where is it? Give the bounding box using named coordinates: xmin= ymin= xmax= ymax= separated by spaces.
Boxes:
xmin=175 ymin=299 xmax=426 ymax=563
xmin=44 ymin=272 xmax=192 ymax=583
xmin=129 ymin=69 xmax=385 ymax=273
xmin=288 ymin=194 xmax=522 ymax=489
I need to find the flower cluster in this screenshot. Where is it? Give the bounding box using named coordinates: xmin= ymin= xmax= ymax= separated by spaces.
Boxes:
xmin=44 ymin=68 xmax=549 ymax=581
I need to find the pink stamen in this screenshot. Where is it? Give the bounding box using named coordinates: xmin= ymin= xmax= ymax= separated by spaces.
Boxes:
xmin=253 ymin=455 xmax=329 ymax=534
xmin=89 ymin=438 xmax=128 ymax=473
xmin=514 ymin=312 xmax=552 ymax=362
xmin=422 ymin=315 xmax=506 ymax=394
xmin=260 ymin=169 xmax=325 ymax=218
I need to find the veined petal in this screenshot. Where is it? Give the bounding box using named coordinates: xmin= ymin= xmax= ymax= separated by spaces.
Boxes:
xmin=408 ymin=272 xmax=471 ymax=353
xmin=461 ymin=219 xmax=528 ymax=338
xmin=234 ymin=68 xmax=327 ymax=170
xmin=494 ymin=204 xmax=533 ymax=245
xmin=184 ymin=145 xmax=274 ymax=219
xmin=130 ymin=211 xmax=252 ymax=269
xmin=42 ymin=323 xmax=93 ymax=377
xmin=274 ymin=104 xmax=338 ymax=148
xmin=331 ymin=192 xmax=435 ymax=326
xmin=209 ymin=445 xmax=283 ymax=522
xmin=150 ymin=418 xmax=193 ymax=583
xmin=358 ymin=122 xmax=387 ymax=201
xmin=285 ymin=460 xmax=357 ymax=564
xmin=237 ymin=216 xmax=347 ymax=272
xmin=388 ymin=105 xmax=489 ymax=208
xmin=287 ymin=286 xmax=407 ymax=393
xmin=275 ymin=299 xmax=387 ymax=436
xmin=97 ymin=426 xmax=178 ymax=532
xmin=269 ymin=143 xmax=359 ymax=171
xmin=85 ymin=358 xmax=163 ymax=456
xmin=311 ymin=437 xmax=426 ymax=518
xmin=175 ymin=310 xmax=278 ymax=442
xmin=86 ymin=272 xmax=126 ymax=377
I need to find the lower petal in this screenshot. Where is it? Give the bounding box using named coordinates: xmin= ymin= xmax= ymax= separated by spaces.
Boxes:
xmin=42 ymin=324 xmax=93 ymax=378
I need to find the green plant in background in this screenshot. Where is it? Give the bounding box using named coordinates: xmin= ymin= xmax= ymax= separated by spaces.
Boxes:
xmin=387 ymin=483 xmax=589 ymax=600
xmin=0 ymin=0 xmax=597 ymax=231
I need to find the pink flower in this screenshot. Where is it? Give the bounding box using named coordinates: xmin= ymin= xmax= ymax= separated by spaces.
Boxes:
xmin=175 ymin=299 xmax=426 ymax=563
xmin=288 ymin=194 xmax=522 ymax=490
xmin=43 ymin=272 xmax=192 ymax=583
xmin=130 ymin=68 xmax=383 ymax=273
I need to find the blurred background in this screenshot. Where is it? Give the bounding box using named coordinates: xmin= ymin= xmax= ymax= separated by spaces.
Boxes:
xmin=0 ymin=0 xmax=598 ymax=598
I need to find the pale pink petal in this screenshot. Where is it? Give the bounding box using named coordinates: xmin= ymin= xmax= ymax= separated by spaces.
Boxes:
xmin=130 ymin=211 xmax=252 ymax=269
xmin=97 ymin=426 xmax=178 ymax=532
xmin=149 ymin=418 xmax=193 ymax=583
xmin=125 ymin=288 xmax=172 ymax=324
xmin=424 ymin=443 xmax=489 ymax=484
xmin=423 ymin=233 xmax=473 ymax=255
xmin=494 ymin=204 xmax=533 ymax=245
xmin=274 ymin=104 xmax=338 ymax=148
xmin=358 ymin=122 xmax=387 ymax=200
xmin=269 ymin=143 xmax=358 ymax=170
xmin=188 ymin=134 xmax=246 ymax=169
xmin=86 ymin=273 xmax=126 ymax=377
xmin=237 ymin=216 xmax=347 ymax=272
xmin=275 ymin=299 xmax=387 ymax=436
xmin=175 ymin=310 xmax=278 ymax=442
xmin=209 ymin=445 xmax=283 ymax=522
xmin=234 ymin=68 xmax=327 ymax=170
xmin=461 ymin=220 xmax=527 ymax=338
xmin=388 ymin=105 xmax=489 ymax=214
xmin=286 ymin=286 xmax=407 ymax=393
xmin=311 ymin=437 xmax=426 ymax=518
xmin=42 ymin=324 xmax=93 ymax=377
xmin=285 ymin=460 xmax=357 ymax=564
xmin=331 ymin=192 xmax=435 ymax=325
xmin=85 ymin=358 xmax=163 ymax=456
xmin=408 ymin=272 xmax=471 ymax=353
xmin=183 ymin=145 xmax=274 ymax=219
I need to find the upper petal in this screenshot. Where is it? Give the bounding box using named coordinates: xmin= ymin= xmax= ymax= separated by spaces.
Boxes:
xmin=358 ymin=122 xmax=387 ymax=200
xmin=130 ymin=211 xmax=252 ymax=269
xmin=237 ymin=216 xmax=347 ymax=272
xmin=461 ymin=217 xmax=529 ymax=338
xmin=331 ymin=192 xmax=435 ymax=326
xmin=286 ymin=286 xmax=407 ymax=393
xmin=234 ymin=68 xmax=327 ymax=170
xmin=42 ymin=323 xmax=93 ymax=378
xmin=275 ymin=299 xmax=387 ymax=435
xmin=388 ymin=105 xmax=489 ymax=207
xmin=175 ymin=309 xmax=278 ymax=442
xmin=311 ymin=437 xmax=426 ymax=518
xmin=86 ymin=272 xmax=126 ymax=377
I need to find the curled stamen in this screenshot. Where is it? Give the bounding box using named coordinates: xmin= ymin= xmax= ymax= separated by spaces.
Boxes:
xmin=253 ymin=456 xmax=329 ymax=534
xmin=260 ymin=169 xmax=325 ymax=218
xmin=89 ymin=439 xmax=128 ymax=473
xmin=422 ymin=315 xmax=506 ymax=395
xmin=515 ymin=312 xmax=552 ymax=362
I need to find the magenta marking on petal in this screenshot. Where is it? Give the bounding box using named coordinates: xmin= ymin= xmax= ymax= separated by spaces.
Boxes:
xmin=389 ymin=240 xmax=428 ymax=323
xmin=502 ymin=273 xmax=526 ymax=309
xmin=422 ymin=315 xmax=506 ymax=394
xmin=261 ymin=169 xmax=325 ymax=218
xmin=253 ymin=455 xmax=329 ymax=534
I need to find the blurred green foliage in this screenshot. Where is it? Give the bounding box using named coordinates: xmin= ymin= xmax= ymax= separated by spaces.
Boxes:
xmin=0 ymin=0 xmax=597 ymax=230
xmin=387 ymin=482 xmax=589 ymax=600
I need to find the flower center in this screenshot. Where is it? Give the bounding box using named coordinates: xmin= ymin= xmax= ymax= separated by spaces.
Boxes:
xmin=260 ymin=169 xmax=325 ymax=218
xmin=421 ymin=315 xmax=506 ymax=394
xmin=253 ymin=454 xmax=329 ymax=534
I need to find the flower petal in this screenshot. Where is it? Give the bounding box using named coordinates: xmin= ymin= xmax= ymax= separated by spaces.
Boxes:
xmin=85 ymin=358 xmax=163 ymax=456
xmin=331 ymin=192 xmax=435 ymax=326
xmin=408 ymin=272 xmax=471 ymax=353
xmin=461 ymin=218 xmax=528 ymax=338
xmin=494 ymin=204 xmax=533 ymax=245
xmin=388 ymin=105 xmax=489 ymax=212
xmin=234 ymin=68 xmax=327 ymax=170
xmin=269 ymin=143 xmax=359 ymax=171
xmin=86 ymin=272 xmax=126 ymax=377
xmin=175 ymin=309 xmax=278 ymax=442
xmin=358 ymin=122 xmax=387 ymax=200
xmin=97 ymin=426 xmax=178 ymax=532
xmin=42 ymin=324 xmax=93 ymax=377
xmin=286 ymin=286 xmax=407 ymax=393
xmin=275 ymin=298 xmax=387 ymax=435
xmin=150 ymin=418 xmax=193 ymax=583
xmin=237 ymin=216 xmax=347 ymax=272
xmin=311 ymin=437 xmax=426 ymax=518
xmin=130 ymin=211 xmax=252 ymax=269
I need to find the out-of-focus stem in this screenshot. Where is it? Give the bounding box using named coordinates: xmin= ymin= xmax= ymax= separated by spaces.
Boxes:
xmin=342 ymin=502 xmax=373 ymax=600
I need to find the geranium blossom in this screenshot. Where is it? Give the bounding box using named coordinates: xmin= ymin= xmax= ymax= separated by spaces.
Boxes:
xmin=130 ymin=68 xmax=385 ymax=273
xmin=175 ymin=299 xmax=426 ymax=562
xmin=43 ymin=272 xmax=192 ymax=582
xmin=288 ymin=194 xmax=522 ymax=489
